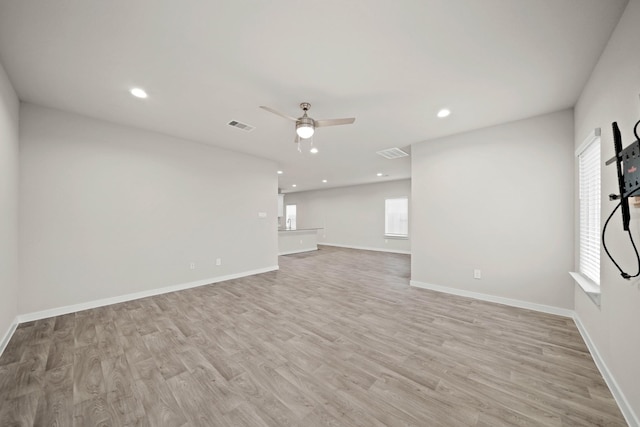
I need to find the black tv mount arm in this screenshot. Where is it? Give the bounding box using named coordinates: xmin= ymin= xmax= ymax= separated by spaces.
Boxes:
xmin=605 ymin=122 xmax=640 ymax=231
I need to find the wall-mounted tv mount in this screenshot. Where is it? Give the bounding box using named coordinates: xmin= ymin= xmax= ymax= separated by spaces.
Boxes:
xmin=605 ymin=122 xmax=640 ymax=230
xmin=603 ymin=119 xmax=640 ymax=279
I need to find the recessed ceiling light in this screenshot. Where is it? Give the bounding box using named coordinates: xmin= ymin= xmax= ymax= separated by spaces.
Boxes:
xmin=437 ymin=108 xmax=451 ymax=118
xmin=310 ymin=147 xmax=319 ymax=154
xmin=292 ymin=184 xmax=297 ymax=187
xmin=130 ymin=88 xmax=148 ymax=99
xmin=376 ymin=172 xmax=383 ymax=177
xmin=322 ymin=179 xmax=327 ymax=183
xmin=277 ymin=170 xmax=283 ymax=175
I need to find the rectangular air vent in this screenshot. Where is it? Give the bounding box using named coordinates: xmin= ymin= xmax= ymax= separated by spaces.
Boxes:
xmin=228 ymin=120 xmax=255 ymax=132
xmin=376 ymin=147 xmax=409 ymax=159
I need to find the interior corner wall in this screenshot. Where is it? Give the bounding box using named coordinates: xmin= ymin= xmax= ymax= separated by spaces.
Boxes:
xmin=411 ymin=109 xmax=574 ymax=310
xmin=284 ymin=179 xmax=411 ymax=254
xmin=0 ymin=61 xmax=19 ymax=342
xmin=574 ymin=0 xmax=640 ymax=418
xmin=18 ymin=103 xmax=278 ymax=315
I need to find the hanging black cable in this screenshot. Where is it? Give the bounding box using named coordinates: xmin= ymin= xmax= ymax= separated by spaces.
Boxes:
xmin=602 ymin=185 xmax=640 ymax=279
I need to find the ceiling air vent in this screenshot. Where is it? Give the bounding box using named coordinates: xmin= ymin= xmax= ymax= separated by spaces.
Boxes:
xmin=376 ymin=147 xmax=409 ymax=159
xmin=228 ymin=120 xmax=255 ymax=132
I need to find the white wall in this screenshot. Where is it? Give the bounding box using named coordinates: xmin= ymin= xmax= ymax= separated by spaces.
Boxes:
xmin=574 ymin=0 xmax=640 ymax=420
xmin=0 ymin=61 xmax=19 ymax=346
xmin=411 ymin=110 xmax=575 ymax=310
xmin=284 ymin=180 xmax=411 ymax=254
xmin=19 ymin=103 xmax=278 ymax=315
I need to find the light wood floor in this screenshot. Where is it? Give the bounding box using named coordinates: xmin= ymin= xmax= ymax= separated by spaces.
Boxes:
xmin=0 ymin=246 xmax=627 ymax=426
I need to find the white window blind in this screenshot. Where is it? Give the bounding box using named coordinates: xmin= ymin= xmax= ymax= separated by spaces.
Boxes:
xmin=385 ymin=198 xmax=408 ymax=237
xmin=578 ymin=133 xmax=601 ymax=285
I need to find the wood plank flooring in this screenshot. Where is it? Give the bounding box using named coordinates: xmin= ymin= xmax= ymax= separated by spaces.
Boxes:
xmin=0 ymin=245 xmax=627 ymax=426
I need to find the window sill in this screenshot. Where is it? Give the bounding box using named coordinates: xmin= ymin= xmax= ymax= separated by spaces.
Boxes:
xmin=569 ymin=272 xmax=601 ymax=307
xmin=384 ymin=235 xmax=409 ymax=240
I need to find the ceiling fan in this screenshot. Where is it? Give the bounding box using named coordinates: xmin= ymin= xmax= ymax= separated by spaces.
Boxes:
xmin=260 ymin=102 xmax=355 ymax=141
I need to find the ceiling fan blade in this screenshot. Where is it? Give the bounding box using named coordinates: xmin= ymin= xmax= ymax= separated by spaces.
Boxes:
xmin=259 ymin=106 xmax=297 ymax=121
xmin=315 ymin=117 xmax=356 ymax=127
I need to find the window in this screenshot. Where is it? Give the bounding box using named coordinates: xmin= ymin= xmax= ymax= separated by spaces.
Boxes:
xmin=385 ymin=197 xmax=408 ymax=238
xmin=577 ymin=130 xmax=601 ymax=285
xmin=285 ymin=204 xmax=296 ymax=230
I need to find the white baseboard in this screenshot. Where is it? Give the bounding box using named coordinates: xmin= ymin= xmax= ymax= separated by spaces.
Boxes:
xmin=0 ymin=316 xmax=19 ymax=358
xmin=319 ymin=242 xmax=411 ymax=255
xmin=573 ymin=313 xmax=639 ymax=427
xmin=17 ymin=265 xmax=279 ymax=323
xmin=409 ymin=280 xmax=573 ymax=318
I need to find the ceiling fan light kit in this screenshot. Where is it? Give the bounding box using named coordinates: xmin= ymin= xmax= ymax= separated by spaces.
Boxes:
xmin=295 ymin=116 xmax=315 ymax=139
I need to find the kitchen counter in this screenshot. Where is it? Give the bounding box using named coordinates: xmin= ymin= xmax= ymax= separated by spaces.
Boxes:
xmin=278 ymin=228 xmax=323 ymax=255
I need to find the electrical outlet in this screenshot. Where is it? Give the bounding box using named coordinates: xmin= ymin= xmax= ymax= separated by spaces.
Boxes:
xmin=190 ymin=262 xmax=196 ymax=270
xmin=474 ymin=269 xmax=481 ymax=279
xmin=216 ymin=258 xmax=221 ymax=266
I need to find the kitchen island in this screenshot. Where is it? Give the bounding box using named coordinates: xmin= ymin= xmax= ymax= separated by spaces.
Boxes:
xmin=278 ymin=228 xmax=323 ymax=255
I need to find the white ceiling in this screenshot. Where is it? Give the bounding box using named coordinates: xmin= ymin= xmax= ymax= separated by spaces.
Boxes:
xmin=0 ymin=0 xmax=628 ymax=193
